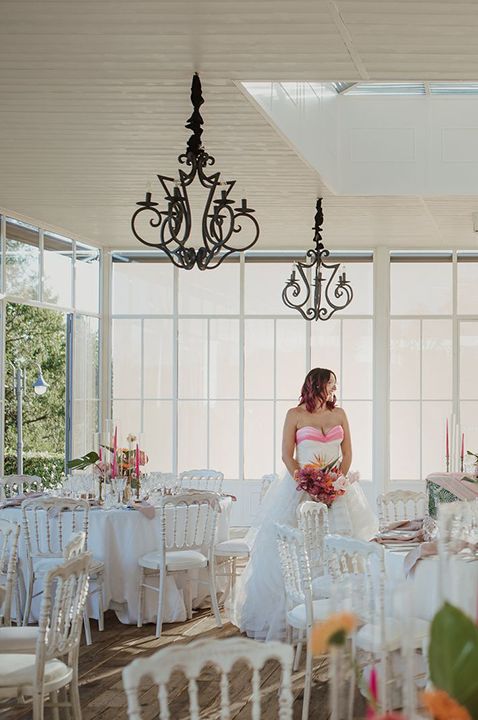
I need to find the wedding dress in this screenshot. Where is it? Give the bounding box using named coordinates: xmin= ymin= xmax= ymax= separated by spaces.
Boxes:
xmin=232 ymin=424 xmax=378 ymax=641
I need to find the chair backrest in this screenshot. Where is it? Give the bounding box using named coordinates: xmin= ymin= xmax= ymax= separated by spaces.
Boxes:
xmin=275 ymin=523 xmax=312 ymax=613
xmin=122 ymin=637 xmax=294 ymax=720
xmin=297 ymin=500 xmax=329 ymax=578
xmin=63 ymin=531 xmax=86 ymax=560
xmin=22 ymin=496 xmax=89 ymax=560
xmin=146 ymin=472 xmax=177 ymax=491
xmin=377 ymin=490 xmax=426 ymax=529
xmin=155 ymin=493 xmax=219 ymax=560
xmin=0 ymin=519 xmax=20 ymax=626
xmin=260 ymin=473 xmax=278 ymax=501
xmin=179 ymin=469 xmax=224 ymax=493
xmin=36 ymin=552 xmax=91 ymax=674
xmin=0 ymin=474 xmax=42 ymax=499
xmin=438 ymin=500 xmax=478 ymax=613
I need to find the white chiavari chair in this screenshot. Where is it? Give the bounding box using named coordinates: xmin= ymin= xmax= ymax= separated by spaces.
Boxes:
xmin=137 ymin=492 xmax=223 ymax=637
xmin=178 ymin=469 xmax=224 ymax=493
xmin=325 ymin=535 xmax=429 ymax=715
xmin=260 ymin=472 xmax=278 ymax=501
xmin=0 ymin=519 xmax=20 ymax=627
xmin=21 ymin=497 xmax=104 ymax=644
xmin=438 ymin=500 xmax=478 ymax=615
xmin=0 ymin=552 xmax=91 ymax=720
xmin=0 ymin=475 xmax=42 ymax=500
xmin=122 ymin=637 xmax=294 ymax=720
xmin=377 ymin=490 xmax=426 ymax=530
xmin=275 ymin=523 xmax=331 ymax=720
xmin=297 ymin=500 xmax=331 ymax=599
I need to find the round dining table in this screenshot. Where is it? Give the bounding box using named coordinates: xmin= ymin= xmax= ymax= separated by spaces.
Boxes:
xmin=0 ymin=497 xmax=232 ymax=625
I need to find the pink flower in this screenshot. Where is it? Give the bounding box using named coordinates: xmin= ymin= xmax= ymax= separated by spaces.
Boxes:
xmin=348 ymin=470 xmax=360 ymax=484
xmin=333 ymin=474 xmax=348 ymax=492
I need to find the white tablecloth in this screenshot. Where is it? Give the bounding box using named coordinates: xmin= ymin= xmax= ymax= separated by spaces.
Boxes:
xmin=0 ymin=497 xmax=232 ymax=625
xmin=385 ymin=547 xmax=478 ymax=621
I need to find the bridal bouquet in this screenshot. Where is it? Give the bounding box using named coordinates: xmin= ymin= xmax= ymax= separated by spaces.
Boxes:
xmin=295 ymin=457 xmax=346 ymax=507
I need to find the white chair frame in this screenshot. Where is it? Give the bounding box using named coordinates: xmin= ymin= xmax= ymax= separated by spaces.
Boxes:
xmin=122 ymin=637 xmax=294 ymax=720
xmin=0 ymin=552 xmax=91 ymax=720
xmin=137 ymin=492 xmax=223 ymax=637
xmin=0 ymin=475 xmax=42 ymax=500
xmin=297 ymin=500 xmax=329 ymax=580
xmin=377 ymin=490 xmax=426 ymax=530
xmin=0 ymin=519 xmax=21 ymax=627
xmin=178 ymin=468 xmax=224 ymax=493
xmin=21 ymin=496 xmax=104 ymax=644
xmin=438 ymin=500 xmax=478 ymax=608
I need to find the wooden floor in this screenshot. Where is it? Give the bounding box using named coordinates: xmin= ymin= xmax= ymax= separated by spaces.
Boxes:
xmin=7 ymin=609 xmax=365 ymax=719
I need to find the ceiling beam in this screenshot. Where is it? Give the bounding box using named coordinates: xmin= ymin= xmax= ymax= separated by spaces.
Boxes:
xmin=327 ymin=1 xmax=369 ymax=80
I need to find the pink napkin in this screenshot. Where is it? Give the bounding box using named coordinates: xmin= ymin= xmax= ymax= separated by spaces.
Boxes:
xmin=404 ymin=541 xmax=438 ymax=576
xmin=374 ymin=519 xmax=425 ymax=544
xmin=131 ymin=500 xmax=155 ymax=519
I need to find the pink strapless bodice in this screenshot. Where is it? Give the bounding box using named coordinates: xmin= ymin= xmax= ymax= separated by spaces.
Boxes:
xmin=295 ymin=425 xmax=344 ymax=467
xmin=296 ymin=425 xmax=344 ymax=444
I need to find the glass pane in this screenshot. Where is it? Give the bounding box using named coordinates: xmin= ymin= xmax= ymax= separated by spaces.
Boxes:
xmin=209 ymin=320 xmax=239 ymax=399
xmin=178 ymin=263 xmax=239 ymax=314
xmin=391 ymin=261 xmax=452 ymax=315
xmin=458 ymin=260 xmax=478 ymax=315
xmin=244 ymin=262 xmax=295 ymax=315
xmin=310 ymin=320 xmax=341 ymax=387
xmin=209 ymin=401 xmax=239 ymax=478
xmin=75 ymin=243 xmax=99 ymax=314
xmin=460 ymin=322 xmax=478 ymax=400
xmin=244 ymin=401 xmax=274 ymax=478
xmin=111 ymin=400 xmax=142 ymax=448
xmin=390 ymin=402 xmax=420 ymax=481
xmin=112 ymin=261 xmax=173 ymax=315
xmin=276 ymin=321 xmax=306 ymax=399
xmin=178 ymin=319 xmax=207 ymax=398
xmin=341 ymin=401 xmax=372 ymax=480
xmin=390 ymin=320 xmax=420 ymax=400
xmin=143 ymin=320 xmax=173 ymax=398
xmin=335 ymin=261 xmax=373 ymax=316
xmin=244 ymin=320 xmax=274 ymax=398
xmin=422 ymin=401 xmax=452 ymax=478
xmin=143 ymin=400 xmax=173 ymax=472
xmin=460 ymin=402 xmax=478 ymax=459
xmin=341 ymin=320 xmax=373 ymax=399
xmin=112 ymin=320 xmax=142 ymax=399
xmin=422 ymin=320 xmax=452 ymax=400
xmin=178 ymin=401 xmax=208 ymax=469
xmin=43 ymin=233 xmax=73 ymax=307
xmin=5 ymin=219 xmax=40 ymax=300
xmin=72 ymin=315 xmax=99 ymax=456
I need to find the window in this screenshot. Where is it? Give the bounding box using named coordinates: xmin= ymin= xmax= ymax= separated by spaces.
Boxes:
xmin=5 ymin=219 xmax=40 ymax=300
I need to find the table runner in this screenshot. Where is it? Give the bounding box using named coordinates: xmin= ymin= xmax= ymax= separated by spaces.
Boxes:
xmin=426 ymin=472 xmax=478 ymax=518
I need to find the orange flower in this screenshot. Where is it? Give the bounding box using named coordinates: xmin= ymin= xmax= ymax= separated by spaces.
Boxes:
xmin=310 ymin=612 xmax=358 ymax=655
xmin=422 ymin=690 xmax=471 ymax=720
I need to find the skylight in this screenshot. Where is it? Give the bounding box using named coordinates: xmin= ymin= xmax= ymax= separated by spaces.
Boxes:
xmin=332 ymin=82 xmax=478 ymax=96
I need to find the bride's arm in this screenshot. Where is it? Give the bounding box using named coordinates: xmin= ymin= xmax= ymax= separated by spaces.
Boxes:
xmin=282 ymin=409 xmax=301 ymax=479
xmin=339 ymin=410 xmax=352 ymax=476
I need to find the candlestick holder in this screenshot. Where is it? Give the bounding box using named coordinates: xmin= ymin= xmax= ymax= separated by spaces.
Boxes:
xmin=446 ymin=456 xmax=450 ymax=473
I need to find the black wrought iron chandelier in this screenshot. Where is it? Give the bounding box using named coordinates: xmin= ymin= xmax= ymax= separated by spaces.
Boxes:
xmin=131 ymin=74 xmax=260 ymax=270
xmin=282 ymin=199 xmax=353 ymax=321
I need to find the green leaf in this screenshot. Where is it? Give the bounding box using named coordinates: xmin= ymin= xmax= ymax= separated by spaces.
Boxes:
xmin=67 ymin=451 xmax=99 ymax=470
xmin=429 ymin=602 xmax=478 ymax=717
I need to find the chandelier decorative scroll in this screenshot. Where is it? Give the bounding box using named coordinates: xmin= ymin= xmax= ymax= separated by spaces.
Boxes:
xmin=131 ymin=73 xmax=260 ymax=270
xmin=282 ymin=199 xmax=353 ymax=321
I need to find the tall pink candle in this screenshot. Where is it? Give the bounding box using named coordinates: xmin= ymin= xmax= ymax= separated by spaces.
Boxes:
xmin=99 ymin=447 xmax=102 ymax=462
xmin=135 ymin=443 xmax=140 ymax=478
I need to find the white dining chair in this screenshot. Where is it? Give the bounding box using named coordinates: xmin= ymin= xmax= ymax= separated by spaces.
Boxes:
xmin=275 ymin=522 xmax=331 ymax=720
xmin=122 ymin=636 xmax=294 ymax=720
xmin=0 ymin=552 xmax=91 ymax=720
xmin=437 ymin=500 xmax=478 ymax=614
xmin=377 ymin=490 xmax=426 ymax=530
xmin=0 ymin=474 xmax=42 ymax=500
xmin=21 ymin=496 xmax=104 ymax=644
xmin=178 ymin=468 xmax=224 ymax=493
xmin=260 ymin=472 xmax=278 ymax=500
xmin=0 ymin=519 xmax=21 ymax=627
xmin=297 ymin=500 xmax=331 ymax=598
xmin=137 ymin=492 xmax=223 ymax=637
xmin=325 ymin=534 xmax=429 ymax=715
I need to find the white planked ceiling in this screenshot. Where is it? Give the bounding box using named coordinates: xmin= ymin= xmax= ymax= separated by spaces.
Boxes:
xmin=1 ymin=1 xmax=478 ymax=250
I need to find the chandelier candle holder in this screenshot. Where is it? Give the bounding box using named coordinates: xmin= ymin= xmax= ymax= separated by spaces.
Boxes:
xmin=282 ymin=198 xmax=353 ymax=321
xmin=131 ymin=73 xmax=260 ymax=270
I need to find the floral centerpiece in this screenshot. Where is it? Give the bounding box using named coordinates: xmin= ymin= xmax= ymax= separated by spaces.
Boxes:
xmin=295 ymin=456 xmax=346 ymax=507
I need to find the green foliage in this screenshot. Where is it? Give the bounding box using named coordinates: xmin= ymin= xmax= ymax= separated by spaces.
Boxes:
xmin=3 ymin=451 xmax=65 ymax=488
xmin=68 ymin=451 xmax=99 ymax=470
xmin=429 ymin=602 xmax=478 ymax=718
xmin=4 ymin=302 xmax=66 ymax=455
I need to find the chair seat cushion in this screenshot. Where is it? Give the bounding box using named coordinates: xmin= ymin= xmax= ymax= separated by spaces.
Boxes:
xmin=0 ymin=626 xmax=39 ymax=653
xmin=33 ymin=557 xmax=104 ymax=577
xmin=311 ymin=575 xmax=332 ymax=599
xmin=214 ymin=539 xmax=251 ymax=557
xmin=356 ymin=617 xmax=430 ymax=653
xmin=139 ymin=549 xmax=208 ymax=571
xmin=287 ymin=599 xmax=332 ymax=629
xmin=0 ymin=654 xmax=71 ymax=689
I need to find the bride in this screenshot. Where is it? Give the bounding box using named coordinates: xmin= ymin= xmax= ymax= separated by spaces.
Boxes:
xmin=232 ymin=367 xmax=378 ymax=641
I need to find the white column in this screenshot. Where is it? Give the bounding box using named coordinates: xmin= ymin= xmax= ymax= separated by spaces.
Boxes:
xmin=100 ymin=249 xmax=112 ymax=429
xmin=373 ymin=246 xmax=390 ymax=496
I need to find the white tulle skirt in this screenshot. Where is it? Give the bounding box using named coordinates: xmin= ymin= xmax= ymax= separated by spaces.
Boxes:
xmin=231 ymin=472 xmax=378 ymax=641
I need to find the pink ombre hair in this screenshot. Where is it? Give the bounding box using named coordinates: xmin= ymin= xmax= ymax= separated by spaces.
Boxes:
xmin=298 ymin=368 xmax=336 ymax=413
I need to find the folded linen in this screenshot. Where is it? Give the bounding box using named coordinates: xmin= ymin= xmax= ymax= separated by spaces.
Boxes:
xmin=0 ymin=491 xmax=44 ymax=509
xmin=403 ymin=541 xmax=438 ymax=576
xmin=374 ymin=518 xmax=426 ymax=544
